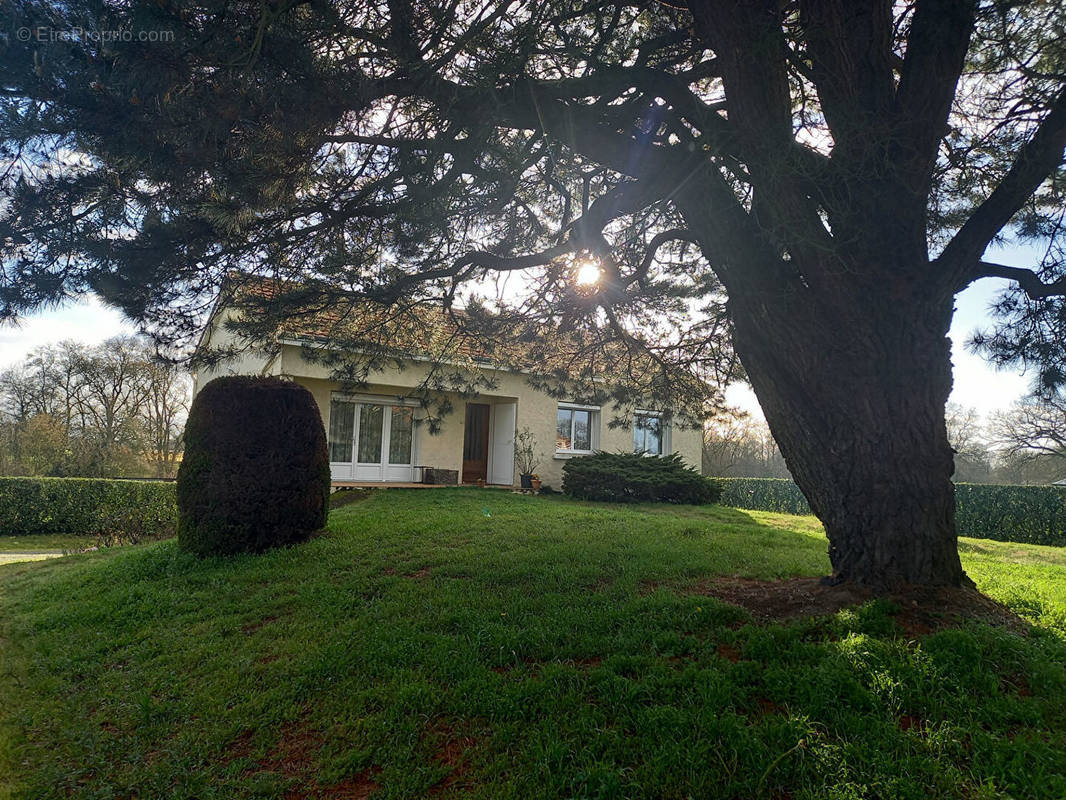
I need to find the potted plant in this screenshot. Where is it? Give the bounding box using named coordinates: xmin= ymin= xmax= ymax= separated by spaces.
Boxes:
xmin=514 ymin=427 xmax=541 ymax=488
xmin=530 ymin=474 xmax=542 ymax=491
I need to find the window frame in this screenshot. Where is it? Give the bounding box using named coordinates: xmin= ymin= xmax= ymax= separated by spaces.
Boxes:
xmin=633 ymin=410 xmax=668 ymax=456
xmin=555 ymin=402 xmax=600 ymax=456
xmin=327 ymin=398 xmax=356 ymax=463
xmin=328 ymin=393 xmax=420 ymax=466
xmin=355 ymin=403 xmax=385 ymax=465
xmin=387 ymin=405 xmax=415 ymax=465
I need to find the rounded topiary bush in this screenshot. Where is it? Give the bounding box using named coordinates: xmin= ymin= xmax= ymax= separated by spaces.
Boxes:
xmin=177 ymin=376 xmax=330 ymax=556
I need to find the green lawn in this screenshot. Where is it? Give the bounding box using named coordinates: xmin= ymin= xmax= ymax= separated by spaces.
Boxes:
xmin=1 ymin=489 xmax=1064 ymax=799
xmin=0 ymin=534 xmax=103 ymax=567
xmin=0 ymin=534 xmax=97 ymax=554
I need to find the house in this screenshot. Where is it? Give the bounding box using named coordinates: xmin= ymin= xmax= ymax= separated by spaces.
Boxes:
xmin=192 ymin=285 xmax=705 ymax=488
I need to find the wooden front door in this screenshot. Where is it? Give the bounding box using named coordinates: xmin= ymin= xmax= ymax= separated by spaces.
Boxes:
xmin=462 ymin=403 xmax=490 ymax=484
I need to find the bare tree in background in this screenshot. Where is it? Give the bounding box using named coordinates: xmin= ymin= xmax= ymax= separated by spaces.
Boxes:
xmin=704 ymin=415 xmax=790 ymax=479
xmin=0 ymin=338 xmax=190 ymax=477
xmin=990 ymin=394 xmax=1066 ymax=481
xmin=139 ymin=358 xmax=189 ymax=477
xmin=945 ymin=403 xmax=994 ymax=483
xmin=69 ymin=337 xmax=151 ymax=473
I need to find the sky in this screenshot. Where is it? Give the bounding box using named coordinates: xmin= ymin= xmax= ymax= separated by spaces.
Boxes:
xmin=0 ymin=240 xmax=1043 ymax=420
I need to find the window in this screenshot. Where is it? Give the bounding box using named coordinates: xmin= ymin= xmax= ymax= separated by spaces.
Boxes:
xmin=633 ymin=413 xmax=665 ymax=455
xmin=329 ymin=394 xmax=420 ymax=470
xmin=356 ymin=403 xmax=384 ymax=463
xmin=556 ymin=404 xmax=598 ymax=453
xmin=328 ymin=399 xmax=355 ymax=462
xmin=388 ymin=406 xmax=414 ymax=464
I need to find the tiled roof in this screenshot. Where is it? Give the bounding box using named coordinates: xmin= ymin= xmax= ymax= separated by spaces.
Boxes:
xmin=217 ymin=275 xmax=618 ymax=377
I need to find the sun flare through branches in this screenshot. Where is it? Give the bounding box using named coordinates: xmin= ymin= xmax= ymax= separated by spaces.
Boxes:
xmin=573 ymin=258 xmax=602 ymax=289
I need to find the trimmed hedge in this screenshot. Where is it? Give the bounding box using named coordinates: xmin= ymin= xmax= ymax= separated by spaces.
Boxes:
xmin=718 ymin=477 xmax=1066 ymax=547
xmin=954 ymin=483 xmax=1066 ymax=547
xmin=177 ymin=376 xmax=330 ymax=557
xmin=563 ymin=452 xmax=723 ymax=504
xmin=0 ymin=477 xmax=177 ymax=537
xmin=719 ymin=477 xmax=812 ymax=516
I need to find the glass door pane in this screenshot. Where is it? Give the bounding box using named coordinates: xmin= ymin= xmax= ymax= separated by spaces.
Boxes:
xmin=389 ymin=406 xmax=414 ymax=464
xmin=356 ymin=404 xmax=384 ymax=463
xmin=328 ymin=400 xmax=355 ymax=462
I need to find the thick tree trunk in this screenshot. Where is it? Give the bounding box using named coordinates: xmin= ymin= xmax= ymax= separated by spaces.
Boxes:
xmin=726 ymin=281 xmax=968 ymax=589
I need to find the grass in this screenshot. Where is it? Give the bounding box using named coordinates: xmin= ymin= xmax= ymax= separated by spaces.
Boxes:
xmin=0 ymin=534 xmax=152 ymax=566
xmin=1 ymin=488 xmax=1063 ymax=800
xmin=0 ymin=534 xmax=96 ymax=553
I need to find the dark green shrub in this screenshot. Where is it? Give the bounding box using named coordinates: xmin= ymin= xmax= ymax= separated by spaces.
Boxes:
xmin=177 ymin=376 xmax=330 ymax=556
xmin=717 ymin=477 xmax=1066 ymax=547
xmin=0 ymin=477 xmax=176 ymax=537
xmin=562 ymin=452 xmax=722 ymax=504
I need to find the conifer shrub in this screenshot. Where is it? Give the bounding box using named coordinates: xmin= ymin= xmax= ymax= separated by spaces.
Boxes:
xmin=562 ymin=452 xmax=722 ymax=504
xmin=177 ymin=376 xmax=330 ymax=556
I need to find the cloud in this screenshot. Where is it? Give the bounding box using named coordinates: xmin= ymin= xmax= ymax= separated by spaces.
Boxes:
xmin=0 ymin=296 xmax=135 ymax=368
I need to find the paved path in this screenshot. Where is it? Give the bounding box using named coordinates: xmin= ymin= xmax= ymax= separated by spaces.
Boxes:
xmin=0 ymin=552 xmax=66 ymax=566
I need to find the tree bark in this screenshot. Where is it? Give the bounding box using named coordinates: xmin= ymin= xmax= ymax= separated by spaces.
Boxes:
xmin=724 ymin=276 xmax=968 ymax=589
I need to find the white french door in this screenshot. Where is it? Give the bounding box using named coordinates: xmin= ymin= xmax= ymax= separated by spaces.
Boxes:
xmin=328 ymin=395 xmax=417 ymax=482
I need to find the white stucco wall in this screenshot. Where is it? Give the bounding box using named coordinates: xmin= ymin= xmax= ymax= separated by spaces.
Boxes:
xmin=191 ymin=309 xmax=279 ymax=396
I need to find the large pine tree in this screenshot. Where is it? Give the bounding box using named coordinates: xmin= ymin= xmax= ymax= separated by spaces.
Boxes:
xmin=2 ymin=0 xmax=1065 ymax=588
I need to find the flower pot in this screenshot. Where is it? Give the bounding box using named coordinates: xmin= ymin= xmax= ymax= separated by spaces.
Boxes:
xmin=530 ymin=479 xmax=542 ymax=491
xmin=520 ymin=473 xmax=533 ymax=488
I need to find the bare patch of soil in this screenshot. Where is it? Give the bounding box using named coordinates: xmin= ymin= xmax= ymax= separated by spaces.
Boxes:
xmin=898 ymin=714 xmax=927 ymax=734
xmin=716 ymin=643 xmax=742 ymax=663
xmin=425 ymin=720 xmax=480 ymax=797
xmin=226 ymin=722 xmax=381 ymax=799
xmin=674 ymin=577 xmax=1027 ymax=633
xmin=241 ymin=614 xmax=280 ymax=635
xmin=247 ymin=720 xmax=319 ymax=780
xmin=226 ymin=729 xmax=255 ymax=762
xmin=1000 ymin=673 xmax=1033 ymax=697
xmin=313 ymin=768 xmax=382 ymax=800
xmin=754 ymin=696 xmax=783 ymax=716
xmin=582 ymin=575 xmax=616 ymax=592
xmin=690 ymin=577 xmax=872 ymax=621
xmin=888 ymin=587 xmax=1029 ymax=635
xmin=569 ymin=656 xmax=603 ymax=669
